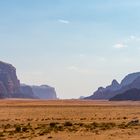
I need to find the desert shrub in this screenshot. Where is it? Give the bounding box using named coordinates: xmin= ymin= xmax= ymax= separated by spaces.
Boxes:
xmin=91 ymin=122 xmax=99 ymax=128
xmin=27 ymin=118 xmax=33 ymax=121
xmin=64 ymin=121 xmax=73 ymax=127
xmin=27 ymin=123 xmax=31 ymax=127
xmin=8 ymin=131 xmax=15 ymax=136
xmin=123 ymin=117 xmax=128 ymax=120
xmin=49 ymin=122 xmax=65 ymax=132
xmin=84 ymin=122 xmax=99 ymax=130
xmin=57 ymin=125 xmax=64 ymax=131
xmin=0 ymin=132 xmax=4 ymax=137
xmin=49 ymin=122 xmax=58 ymax=128
xmin=99 ymin=122 xmax=116 ymax=130
xmin=118 ymin=123 xmax=128 ymax=129
xmin=39 ymin=128 xmax=51 ymax=135
xmin=4 ymin=124 xmax=11 ymax=129
xmin=80 ymin=118 xmax=86 ymax=120
xmin=48 ymin=136 xmax=53 ymax=139
xmin=67 ymin=127 xmax=77 ymax=132
xmin=75 ymin=123 xmax=84 ymax=127
xmin=22 ymin=126 xmax=28 ymax=132
xmin=127 ymin=119 xmax=139 ymax=126
xmin=117 ymin=117 xmax=121 ymax=120
xmin=15 ymin=125 xmax=21 ymax=132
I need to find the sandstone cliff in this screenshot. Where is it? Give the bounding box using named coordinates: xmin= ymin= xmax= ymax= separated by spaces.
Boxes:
xmin=0 ymin=61 xmax=21 ymax=98
xmin=0 ymin=61 xmax=58 ymax=99
xmin=32 ymin=85 xmax=57 ymax=99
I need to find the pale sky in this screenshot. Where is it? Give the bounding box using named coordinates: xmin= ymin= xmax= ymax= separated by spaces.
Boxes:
xmin=1 ymin=0 xmax=140 ymax=98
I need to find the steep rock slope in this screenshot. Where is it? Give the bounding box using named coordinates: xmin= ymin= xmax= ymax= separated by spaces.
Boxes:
xmin=0 ymin=61 xmax=21 ymax=98
xmin=20 ymin=85 xmax=37 ymax=99
xmin=85 ymin=72 xmax=140 ymax=100
xmin=85 ymin=79 xmax=121 ymax=99
xmin=32 ymin=85 xmax=57 ymax=99
xmin=0 ymin=61 xmax=58 ymax=99
xmin=110 ymin=88 xmax=140 ymax=101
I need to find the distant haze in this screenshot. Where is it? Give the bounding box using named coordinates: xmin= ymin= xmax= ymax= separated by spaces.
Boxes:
xmin=0 ymin=0 xmax=140 ymax=98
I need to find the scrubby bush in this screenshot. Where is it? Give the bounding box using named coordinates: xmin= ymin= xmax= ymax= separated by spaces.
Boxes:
xmin=15 ymin=125 xmax=21 ymax=132
xmin=64 ymin=121 xmax=73 ymax=127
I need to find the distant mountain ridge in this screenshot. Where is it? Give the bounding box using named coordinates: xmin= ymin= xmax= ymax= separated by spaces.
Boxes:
xmin=31 ymin=85 xmax=57 ymax=99
xmin=0 ymin=61 xmax=57 ymax=99
xmin=85 ymin=72 xmax=140 ymax=100
xmin=85 ymin=79 xmax=121 ymax=100
xmin=20 ymin=84 xmax=57 ymax=99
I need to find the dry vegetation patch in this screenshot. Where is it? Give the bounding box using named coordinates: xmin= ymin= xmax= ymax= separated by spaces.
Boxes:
xmin=0 ymin=100 xmax=140 ymax=139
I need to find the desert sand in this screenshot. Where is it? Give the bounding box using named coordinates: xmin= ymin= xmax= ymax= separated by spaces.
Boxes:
xmin=0 ymin=99 xmax=140 ymax=140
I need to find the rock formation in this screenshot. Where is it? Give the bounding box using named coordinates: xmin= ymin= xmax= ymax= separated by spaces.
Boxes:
xmin=85 ymin=79 xmax=121 ymax=100
xmin=0 ymin=61 xmax=57 ymax=99
xmin=20 ymin=85 xmax=37 ymax=99
xmin=85 ymin=72 xmax=140 ymax=100
xmin=120 ymin=72 xmax=140 ymax=86
xmin=31 ymin=85 xmax=57 ymax=99
xmin=0 ymin=61 xmax=21 ymax=98
xmin=109 ymin=88 xmax=140 ymax=101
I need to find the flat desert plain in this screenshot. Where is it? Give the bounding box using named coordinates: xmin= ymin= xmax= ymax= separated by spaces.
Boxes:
xmin=0 ymin=100 xmax=140 ymax=140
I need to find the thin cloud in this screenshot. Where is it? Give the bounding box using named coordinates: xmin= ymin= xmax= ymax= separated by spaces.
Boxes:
xmin=113 ymin=43 xmax=127 ymax=49
xmin=124 ymin=35 xmax=140 ymax=43
xmin=113 ymin=35 xmax=140 ymax=49
xmin=58 ymin=19 xmax=70 ymax=24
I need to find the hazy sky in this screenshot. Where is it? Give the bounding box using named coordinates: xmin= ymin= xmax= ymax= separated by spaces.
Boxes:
xmin=1 ymin=0 xmax=140 ymax=98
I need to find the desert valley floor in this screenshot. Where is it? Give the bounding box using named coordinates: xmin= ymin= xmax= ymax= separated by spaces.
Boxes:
xmin=0 ymin=100 xmax=140 ymax=140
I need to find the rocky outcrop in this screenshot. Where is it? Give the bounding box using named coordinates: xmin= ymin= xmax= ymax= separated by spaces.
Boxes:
xmin=0 ymin=81 xmax=7 ymax=98
xmin=0 ymin=61 xmax=21 ymax=98
xmin=107 ymin=80 xmax=121 ymax=91
xmin=85 ymin=72 xmax=140 ymax=100
xmin=121 ymin=72 xmax=140 ymax=86
xmin=20 ymin=85 xmax=37 ymax=99
xmin=0 ymin=61 xmax=58 ymax=99
xmin=32 ymin=85 xmax=57 ymax=99
xmin=85 ymin=79 xmax=121 ymax=100
xmin=109 ymin=89 xmax=140 ymax=101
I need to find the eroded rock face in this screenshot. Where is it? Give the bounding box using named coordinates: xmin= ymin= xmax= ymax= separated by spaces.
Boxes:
xmin=109 ymin=88 xmax=140 ymax=101
xmin=85 ymin=79 xmax=121 ymax=100
xmin=85 ymin=72 xmax=140 ymax=100
xmin=0 ymin=61 xmax=58 ymax=99
xmin=0 ymin=61 xmax=21 ymax=98
xmin=0 ymin=81 xmax=7 ymax=98
xmin=121 ymin=72 xmax=140 ymax=86
xmin=32 ymin=85 xmax=57 ymax=99
xmin=20 ymin=85 xmax=37 ymax=99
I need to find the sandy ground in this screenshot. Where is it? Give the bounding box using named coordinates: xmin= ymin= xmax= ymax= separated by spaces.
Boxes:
xmin=0 ymin=99 xmax=140 ymax=140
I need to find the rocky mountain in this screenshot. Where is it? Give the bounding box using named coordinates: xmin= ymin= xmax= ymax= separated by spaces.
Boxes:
xmin=109 ymin=88 xmax=140 ymax=101
xmin=85 ymin=79 xmax=121 ymax=100
xmin=0 ymin=61 xmax=21 ymax=98
xmin=0 ymin=61 xmax=57 ymax=99
xmin=31 ymin=85 xmax=57 ymax=99
xmin=85 ymin=72 xmax=140 ymax=100
xmin=120 ymin=72 xmax=140 ymax=86
xmin=20 ymin=85 xmax=37 ymax=99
